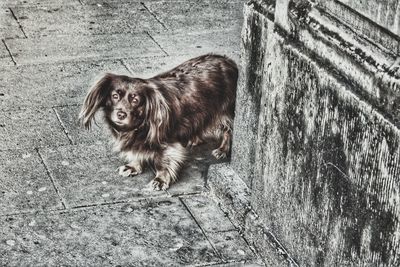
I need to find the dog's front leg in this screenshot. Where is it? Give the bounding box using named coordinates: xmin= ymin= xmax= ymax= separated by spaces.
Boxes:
xmin=150 ymin=143 xmax=187 ymax=191
xmin=117 ymin=161 xmax=143 ymax=177
xmin=151 ymin=170 xmax=173 ymax=191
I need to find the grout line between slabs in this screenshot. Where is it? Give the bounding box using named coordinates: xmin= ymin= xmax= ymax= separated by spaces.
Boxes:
xmin=140 ymin=2 xmax=169 ymax=30
xmin=2 ymin=39 xmax=17 ymax=65
xmin=0 ymin=206 xmax=66 ymax=218
xmin=0 ymin=104 xmax=81 ymax=113
xmin=35 ymin=148 xmax=68 ymax=210
xmin=70 ymin=200 xmax=132 ymax=210
xmin=120 ymin=59 xmax=135 ymax=75
xmin=0 ymin=194 xmax=188 ymax=218
xmin=179 ymin=197 xmax=225 ymax=262
xmin=8 ymin=8 xmax=28 ymax=39
xmin=52 ymin=107 xmax=74 ymax=145
xmin=145 ymin=31 xmax=169 ymax=56
xmin=222 ymin=206 xmax=263 ymax=261
xmin=191 ymin=260 xmax=251 ymax=267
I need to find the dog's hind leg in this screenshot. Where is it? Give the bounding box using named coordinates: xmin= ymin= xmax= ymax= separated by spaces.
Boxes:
xmin=211 ymin=114 xmax=233 ymax=159
xmin=187 ymin=135 xmax=204 ymax=148
xmin=212 ymin=129 xmax=232 ymax=159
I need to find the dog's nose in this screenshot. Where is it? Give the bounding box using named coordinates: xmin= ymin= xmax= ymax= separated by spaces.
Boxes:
xmin=117 ymin=111 xmax=127 ymax=120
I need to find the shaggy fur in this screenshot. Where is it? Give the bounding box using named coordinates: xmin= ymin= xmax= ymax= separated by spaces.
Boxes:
xmin=79 ymin=54 xmax=238 ymax=190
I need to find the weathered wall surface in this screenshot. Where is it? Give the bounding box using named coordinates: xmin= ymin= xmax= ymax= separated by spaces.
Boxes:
xmin=230 ymin=0 xmax=271 ymax=188
xmin=335 ymin=0 xmax=400 ymax=36
xmin=210 ymin=0 xmax=400 ymax=266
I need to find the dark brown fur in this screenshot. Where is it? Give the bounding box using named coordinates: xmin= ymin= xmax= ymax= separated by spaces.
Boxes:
xmin=79 ymin=54 xmax=238 ymax=190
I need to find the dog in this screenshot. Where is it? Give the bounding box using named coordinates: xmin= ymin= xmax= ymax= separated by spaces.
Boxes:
xmin=79 ymin=54 xmax=238 ymax=190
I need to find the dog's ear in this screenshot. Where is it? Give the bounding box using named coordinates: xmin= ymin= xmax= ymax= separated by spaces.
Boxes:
xmin=79 ymin=73 xmax=114 ymax=129
xmin=144 ymin=87 xmax=170 ymax=145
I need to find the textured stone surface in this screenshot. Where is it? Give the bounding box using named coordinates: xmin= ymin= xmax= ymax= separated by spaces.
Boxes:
xmin=317 ymin=0 xmax=400 ymax=56
xmin=210 ymin=0 xmax=400 ymax=266
xmin=144 ymin=1 xmax=243 ymax=33
xmin=0 ymin=198 xmax=220 ymax=266
xmin=209 ymin=231 xmax=255 ymax=262
xmin=82 ymin=0 xmax=245 ymax=5
xmin=208 ymin=163 xmax=289 ymax=267
xmin=151 ymin=28 xmax=241 ymax=59
xmin=0 ymin=8 xmax=24 ymax=39
xmin=253 ymin=39 xmax=400 ymax=265
xmin=5 ymin=33 xmax=164 ymax=65
xmin=0 ymin=0 xmax=253 ymax=265
xmin=0 ymin=108 xmax=70 ymax=150
xmin=0 ymin=149 xmax=63 ymax=215
xmin=39 ymin=144 xmax=168 ymax=208
xmin=336 ymin=0 xmax=400 ymax=35
xmin=54 ymin=105 xmax=110 ymax=145
xmin=123 ymin=55 xmax=197 ymax=78
xmin=1 ymin=0 xmax=81 ymax=7
xmin=166 ymin=163 xmax=207 ymax=196
xmin=0 ymin=45 xmax=13 ymax=66
xmin=182 ymin=195 xmax=235 ymax=233
xmin=12 ymin=3 xmax=163 ymax=37
xmin=230 ymin=3 xmax=269 ymax=188
xmin=0 ymin=60 xmax=128 ymax=110
xmin=209 ymin=264 xmax=263 ymax=267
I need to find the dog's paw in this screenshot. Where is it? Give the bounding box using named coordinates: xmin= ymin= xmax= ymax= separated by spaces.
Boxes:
xmin=150 ymin=177 xmax=169 ymax=191
xmin=187 ymin=136 xmax=203 ymax=148
xmin=117 ymin=165 xmax=141 ymax=177
xmin=212 ymin=148 xmax=227 ymax=159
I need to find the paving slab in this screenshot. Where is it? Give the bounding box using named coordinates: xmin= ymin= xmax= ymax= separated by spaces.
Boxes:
xmin=167 ymin=163 xmax=208 ymax=196
xmin=54 ymin=105 xmax=111 ymax=145
xmin=83 ymin=0 xmax=244 ymax=4
xmin=0 ymin=149 xmax=63 ymax=215
xmin=166 ymin=141 xmax=230 ymax=196
xmin=150 ymin=28 xmax=241 ymax=59
xmin=181 ymin=195 xmax=236 ymax=233
xmin=0 ymin=108 xmax=70 ymax=150
xmin=0 ymin=60 xmax=128 ymax=110
xmin=12 ymin=3 xmax=163 ymax=38
xmin=5 ymin=33 xmax=164 ymax=65
xmin=209 ymin=231 xmax=255 ymax=262
xmin=123 ymin=55 xmax=188 ymax=78
xmin=0 ymin=0 xmax=249 ymax=265
xmin=0 ymin=198 xmax=221 ymax=266
xmin=0 ymin=8 xmax=24 ymax=39
xmin=208 ymin=263 xmax=264 ymax=267
xmin=0 ymin=45 xmax=13 ymax=67
xmin=1 ymin=0 xmax=81 ymax=8
xmin=39 ymin=144 xmax=169 ymax=208
xmin=145 ymin=1 xmax=243 ymax=33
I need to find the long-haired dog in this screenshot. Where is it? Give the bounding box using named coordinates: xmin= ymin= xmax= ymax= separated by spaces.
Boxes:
xmin=79 ymin=54 xmax=238 ymax=190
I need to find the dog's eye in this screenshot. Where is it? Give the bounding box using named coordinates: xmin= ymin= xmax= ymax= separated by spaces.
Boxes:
xmin=112 ymin=93 xmax=119 ymax=100
xmin=129 ymin=94 xmax=139 ymax=104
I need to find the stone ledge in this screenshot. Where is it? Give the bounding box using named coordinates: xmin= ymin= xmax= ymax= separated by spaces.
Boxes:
xmin=208 ymin=163 xmax=298 ymax=267
xmin=282 ymin=0 xmax=400 ymax=128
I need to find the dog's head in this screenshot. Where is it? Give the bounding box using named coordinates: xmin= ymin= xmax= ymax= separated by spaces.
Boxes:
xmin=79 ymin=73 xmax=170 ymax=144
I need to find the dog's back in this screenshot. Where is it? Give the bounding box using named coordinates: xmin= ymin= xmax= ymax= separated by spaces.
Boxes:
xmin=151 ymin=54 xmax=238 ymax=146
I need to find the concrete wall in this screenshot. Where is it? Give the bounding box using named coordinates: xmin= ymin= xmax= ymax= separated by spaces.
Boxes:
xmin=210 ymin=0 xmax=400 ymax=266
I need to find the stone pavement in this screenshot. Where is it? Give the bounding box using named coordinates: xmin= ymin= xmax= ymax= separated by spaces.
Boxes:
xmin=0 ymin=0 xmax=263 ymax=266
